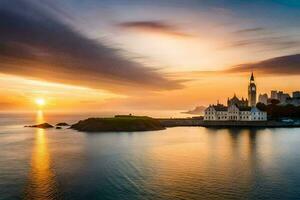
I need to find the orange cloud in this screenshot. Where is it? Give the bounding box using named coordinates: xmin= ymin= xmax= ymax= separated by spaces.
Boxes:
xmin=227 ymin=54 xmax=300 ymax=75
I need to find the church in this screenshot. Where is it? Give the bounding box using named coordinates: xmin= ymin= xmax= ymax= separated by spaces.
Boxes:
xmin=204 ymin=73 xmax=267 ymax=121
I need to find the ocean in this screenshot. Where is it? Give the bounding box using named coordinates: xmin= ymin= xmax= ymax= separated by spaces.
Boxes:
xmin=1 ymin=112 xmax=300 ymax=199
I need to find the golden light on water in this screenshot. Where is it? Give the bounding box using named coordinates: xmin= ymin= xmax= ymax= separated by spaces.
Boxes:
xmin=24 ymin=111 xmax=58 ymax=199
xmin=36 ymin=110 xmax=44 ymax=123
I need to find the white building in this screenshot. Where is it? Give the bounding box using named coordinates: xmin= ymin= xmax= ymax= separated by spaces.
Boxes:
xmin=204 ymin=104 xmax=267 ymax=121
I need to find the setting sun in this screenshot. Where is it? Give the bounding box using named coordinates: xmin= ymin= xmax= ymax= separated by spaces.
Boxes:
xmin=35 ymin=98 xmax=46 ymax=107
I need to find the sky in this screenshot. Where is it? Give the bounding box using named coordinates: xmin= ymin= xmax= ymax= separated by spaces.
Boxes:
xmin=1 ymin=0 xmax=300 ymax=113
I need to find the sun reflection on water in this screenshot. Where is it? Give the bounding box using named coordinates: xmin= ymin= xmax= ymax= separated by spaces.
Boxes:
xmin=24 ymin=111 xmax=58 ymax=200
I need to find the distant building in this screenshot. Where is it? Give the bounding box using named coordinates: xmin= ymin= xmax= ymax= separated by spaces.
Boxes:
xmin=271 ymin=90 xmax=278 ymax=99
xmin=248 ymin=72 xmax=257 ymax=107
xmin=204 ymin=104 xmax=267 ymax=121
xmin=258 ymin=93 xmax=268 ymax=105
xmin=286 ymin=97 xmax=300 ymax=106
xmin=270 ymin=90 xmax=290 ymax=104
xmin=277 ymin=91 xmax=290 ymax=104
xmin=285 ymin=91 xmax=300 ymax=106
xmin=293 ymin=91 xmax=300 ymax=98
xmin=281 ymin=94 xmax=290 ymax=104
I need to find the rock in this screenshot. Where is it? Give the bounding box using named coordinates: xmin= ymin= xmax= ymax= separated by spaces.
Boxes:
xmin=26 ymin=123 xmax=54 ymax=129
xmin=56 ymin=122 xmax=69 ymax=126
xmin=56 ymin=126 xmax=62 ymax=129
xmin=71 ymin=116 xmax=165 ymax=132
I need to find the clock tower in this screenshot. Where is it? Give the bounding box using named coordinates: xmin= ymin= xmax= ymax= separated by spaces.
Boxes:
xmin=248 ymin=72 xmax=256 ymax=107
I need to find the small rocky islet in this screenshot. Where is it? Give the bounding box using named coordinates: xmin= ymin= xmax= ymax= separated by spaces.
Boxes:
xmin=56 ymin=122 xmax=70 ymax=126
xmin=25 ymin=122 xmax=70 ymax=129
xmin=25 ymin=123 xmax=54 ymax=129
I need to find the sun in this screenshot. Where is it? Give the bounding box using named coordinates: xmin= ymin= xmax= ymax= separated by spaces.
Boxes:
xmin=35 ymin=98 xmax=46 ymax=107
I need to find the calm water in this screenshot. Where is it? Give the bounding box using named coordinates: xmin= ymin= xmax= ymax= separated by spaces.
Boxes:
xmin=1 ymin=112 xmax=300 ymax=199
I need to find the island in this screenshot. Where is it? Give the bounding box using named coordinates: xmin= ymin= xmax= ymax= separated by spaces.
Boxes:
xmin=182 ymin=106 xmax=206 ymax=115
xmin=25 ymin=123 xmax=54 ymax=129
xmin=56 ymin=122 xmax=70 ymax=126
xmin=71 ymin=115 xmax=165 ymax=132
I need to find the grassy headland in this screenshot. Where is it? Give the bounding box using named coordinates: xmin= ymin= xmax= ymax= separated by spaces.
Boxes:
xmin=71 ymin=115 xmax=165 ymax=132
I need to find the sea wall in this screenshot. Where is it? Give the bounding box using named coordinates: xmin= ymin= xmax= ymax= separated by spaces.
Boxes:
xmin=158 ymin=118 xmax=300 ymax=128
xmin=201 ymin=120 xmax=299 ymax=127
xmin=158 ymin=118 xmax=203 ymax=127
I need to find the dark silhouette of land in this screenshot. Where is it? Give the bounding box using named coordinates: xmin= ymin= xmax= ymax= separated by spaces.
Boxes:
xmin=56 ymin=122 xmax=70 ymax=126
xmin=25 ymin=123 xmax=53 ymax=129
xmin=71 ymin=115 xmax=165 ymax=132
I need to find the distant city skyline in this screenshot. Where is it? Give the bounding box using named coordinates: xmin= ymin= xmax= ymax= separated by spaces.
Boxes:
xmin=258 ymin=89 xmax=300 ymax=106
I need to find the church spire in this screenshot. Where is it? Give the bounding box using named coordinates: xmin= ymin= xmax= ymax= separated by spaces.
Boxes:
xmin=250 ymin=72 xmax=254 ymax=82
xmin=248 ymin=72 xmax=256 ymax=107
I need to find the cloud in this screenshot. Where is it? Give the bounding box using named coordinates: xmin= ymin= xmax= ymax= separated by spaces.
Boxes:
xmin=118 ymin=20 xmax=193 ymax=38
xmin=224 ymin=27 xmax=300 ymax=51
xmin=0 ymin=0 xmax=182 ymax=92
xmin=234 ymin=27 xmax=266 ymax=35
xmin=169 ymin=53 xmax=300 ymax=78
xmin=227 ymin=54 xmax=300 ymax=75
xmin=226 ymin=36 xmax=300 ymax=51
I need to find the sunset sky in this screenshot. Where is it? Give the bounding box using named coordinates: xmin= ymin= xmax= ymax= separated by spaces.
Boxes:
xmin=1 ymin=0 xmax=300 ymax=113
